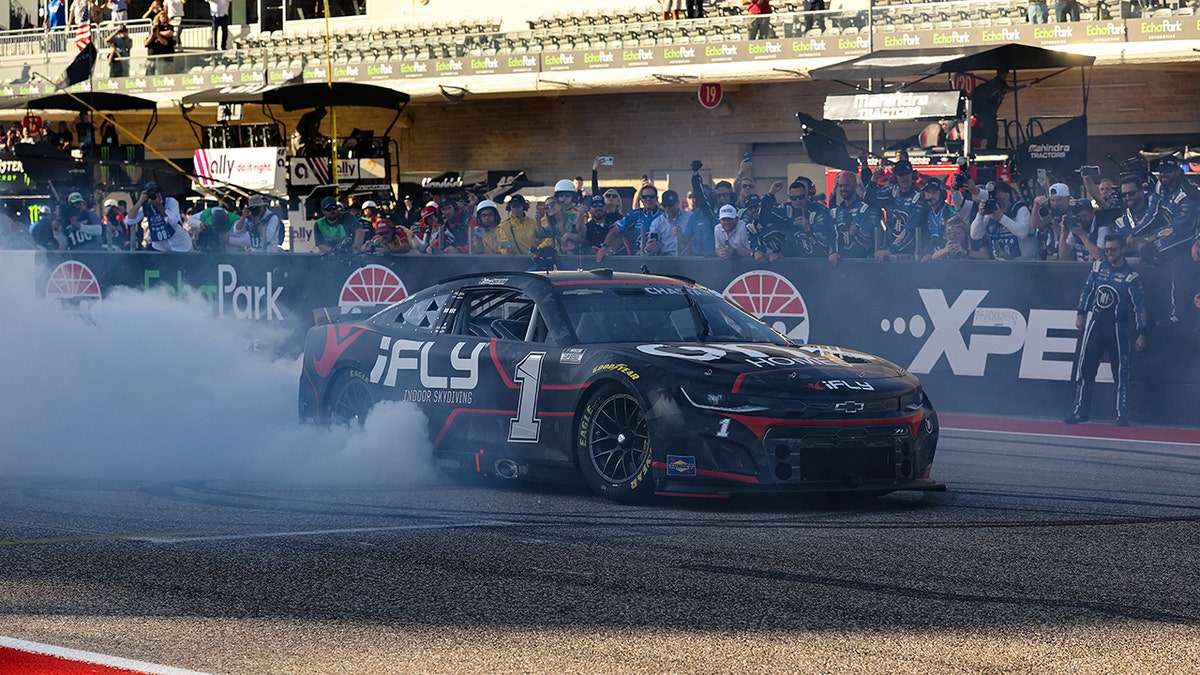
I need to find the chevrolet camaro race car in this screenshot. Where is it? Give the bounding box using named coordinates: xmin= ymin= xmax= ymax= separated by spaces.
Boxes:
xmin=298 ymin=270 xmax=942 ymax=502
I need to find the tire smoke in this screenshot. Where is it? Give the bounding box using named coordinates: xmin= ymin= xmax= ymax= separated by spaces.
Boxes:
xmin=0 ymin=257 xmax=434 ymax=484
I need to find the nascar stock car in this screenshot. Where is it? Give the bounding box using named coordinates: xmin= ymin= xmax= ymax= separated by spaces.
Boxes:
xmin=298 ymin=270 xmax=942 ymax=502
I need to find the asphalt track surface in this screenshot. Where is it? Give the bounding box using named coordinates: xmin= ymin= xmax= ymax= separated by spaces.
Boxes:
xmin=1 ymin=424 xmax=1198 ymax=674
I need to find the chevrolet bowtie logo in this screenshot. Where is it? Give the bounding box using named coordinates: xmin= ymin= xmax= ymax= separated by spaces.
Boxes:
xmin=834 ymin=401 xmax=865 ymax=413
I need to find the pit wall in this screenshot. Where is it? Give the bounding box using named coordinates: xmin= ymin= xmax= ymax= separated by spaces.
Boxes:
xmin=28 ymin=251 xmax=1200 ymax=427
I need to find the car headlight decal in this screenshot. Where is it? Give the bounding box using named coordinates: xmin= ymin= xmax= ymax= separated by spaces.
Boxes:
xmin=680 ymin=388 xmax=768 ymax=413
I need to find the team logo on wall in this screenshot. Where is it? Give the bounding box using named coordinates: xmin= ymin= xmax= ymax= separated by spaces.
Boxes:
xmin=722 ymin=270 xmax=809 ymax=342
xmin=45 ymin=260 xmax=102 ymax=312
xmin=339 ymin=264 xmax=408 ymax=311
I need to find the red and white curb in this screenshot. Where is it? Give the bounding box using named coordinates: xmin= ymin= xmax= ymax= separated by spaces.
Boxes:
xmin=0 ymin=635 xmax=210 ymax=675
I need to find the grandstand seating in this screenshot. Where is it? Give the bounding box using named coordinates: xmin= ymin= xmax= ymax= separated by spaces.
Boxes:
xmin=3 ymin=0 xmax=1199 ymax=86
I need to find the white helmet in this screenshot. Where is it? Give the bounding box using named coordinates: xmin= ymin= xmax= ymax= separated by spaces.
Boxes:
xmin=554 ymin=178 xmax=575 ymax=193
xmin=475 ymin=200 xmax=501 ymax=225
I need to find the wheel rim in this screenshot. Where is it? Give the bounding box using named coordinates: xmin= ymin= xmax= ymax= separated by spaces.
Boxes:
xmin=587 ymin=393 xmax=649 ymax=483
xmin=331 ymin=380 xmax=372 ymax=425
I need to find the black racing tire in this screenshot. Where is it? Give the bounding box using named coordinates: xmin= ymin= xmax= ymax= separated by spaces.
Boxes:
xmin=576 ymin=383 xmax=654 ymax=504
xmin=324 ymin=370 xmax=373 ymax=426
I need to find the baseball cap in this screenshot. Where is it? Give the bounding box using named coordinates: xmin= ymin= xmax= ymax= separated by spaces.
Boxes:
xmin=362 ymin=200 xmax=378 ymax=210
xmin=507 ymin=194 xmax=528 ymax=209
xmin=439 ymin=196 xmax=457 ymax=208
xmin=102 ymin=199 xmax=117 ymax=208
xmin=420 ymin=205 xmax=438 ymax=221
xmin=144 ymin=181 xmax=159 ymax=191
xmin=661 ymin=190 xmax=680 ymax=207
xmin=718 ymin=204 xmax=739 ymax=220
xmin=1156 ymin=156 xmax=1181 ymax=172
xmin=374 ymin=220 xmax=394 ymax=233
xmin=247 ymin=194 xmax=266 ymax=208
xmin=590 ymin=195 xmax=606 ymax=208
xmin=892 ymin=160 xmax=914 ymax=175
xmin=68 ymin=192 xmax=84 ymax=203
xmin=743 ymin=194 xmax=761 ymax=209
xmin=922 ymin=177 xmax=944 ymax=192
xmin=1048 ymin=183 xmax=1070 ymax=198
xmin=320 ymin=195 xmax=338 ymax=210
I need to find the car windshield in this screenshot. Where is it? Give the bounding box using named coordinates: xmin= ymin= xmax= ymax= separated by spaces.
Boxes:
xmin=561 ymin=285 xmax=790 ymax=345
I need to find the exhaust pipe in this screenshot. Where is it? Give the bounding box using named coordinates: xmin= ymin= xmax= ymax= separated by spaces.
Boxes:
xmin=493 ymin=459 xmax=521 ymax=480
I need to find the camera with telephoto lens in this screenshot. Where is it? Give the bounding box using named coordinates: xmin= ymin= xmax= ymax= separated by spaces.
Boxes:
xmin=982 ymin=198 xmax=1000 ymax=215
xmin=1039 ymin=204 xmax=1052 ymax=218
xmin=531 ymin=245 xmax=559 ymax=271
xmin=954 ymin=171 xmax=970 ymax=190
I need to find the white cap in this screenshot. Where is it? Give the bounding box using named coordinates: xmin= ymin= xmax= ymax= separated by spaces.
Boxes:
xmin=362 ymin=200 xmax=378 ymax=210
xmin=1048 ymin=183 xmax=1070 ymax=198
xmin=718 ymin=204 xmax=739 ymax=220
xmin=103 ymin=199 xmax=117 ymax=208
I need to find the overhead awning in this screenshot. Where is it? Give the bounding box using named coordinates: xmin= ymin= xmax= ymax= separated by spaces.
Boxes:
xmin=809 ymin=44 xmax=1095 ymax=81
xmin=181 ymin=82 xmax=409 ymax=111
xmin=264 ymin=82 xmax=410 ymax=112
xmin=2 ymin=91 xmax=157 ymax=112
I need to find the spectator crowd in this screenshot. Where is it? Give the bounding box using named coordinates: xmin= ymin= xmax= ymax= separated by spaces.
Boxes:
xmin=2 ymin=147 xmax=1198 ymax=332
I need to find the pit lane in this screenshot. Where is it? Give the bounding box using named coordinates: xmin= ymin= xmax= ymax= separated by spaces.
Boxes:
xmin=0 ymin=427 xmax=1197 ymax=674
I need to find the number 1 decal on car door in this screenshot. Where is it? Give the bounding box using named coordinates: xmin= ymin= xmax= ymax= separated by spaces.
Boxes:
xmin=509 ymin=352 xmax=545 ymax=442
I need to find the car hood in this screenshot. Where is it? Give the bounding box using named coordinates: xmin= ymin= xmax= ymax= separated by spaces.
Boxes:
xmin=603 ymin=342 xmax=916 ymax=396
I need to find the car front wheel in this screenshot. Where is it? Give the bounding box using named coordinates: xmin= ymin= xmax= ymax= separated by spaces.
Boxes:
xmin=576 ymin=384 xmax=654 ymax=503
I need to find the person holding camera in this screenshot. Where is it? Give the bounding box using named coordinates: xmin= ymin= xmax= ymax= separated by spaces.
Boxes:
xmin=144 ymin=19 xmax=175 ymax=76
xmin=102 ymin=198 xmax=129 ymax=250
xmin=128 ymin=181 xmax=191 ymax=252
xmin=1064 ymin=234 xmax=1147 ymax=427
xmin=644 ymin=190 xmax=691 ymax=257
xmin=603 ymin=184 xmax=663 ymax=258
xmin=929 ymin=218 xmax=972 ymax=261
xmin=60 ymin=192 xmax=103 ymax=251
xmin=1030 ymin=182 xmax=1073 ymax=260
xmin=968 ymin=181 xmax=1034 ymax=260
xmin=230 ymin=194 xmax=281 ymax=252
xmin=1056 ymin=200 xmax=1106 ymax=262
xmin=187 ymin=203 xmax=237 ymax=253
xmin=105 ymin=25 xmax=131 ymax=79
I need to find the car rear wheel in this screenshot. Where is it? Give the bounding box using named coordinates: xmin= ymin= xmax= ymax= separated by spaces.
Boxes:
xmin=325 ymin=371 xmax=373 ymax=426
xmin=576 ymin=384 xmax=654 ymax=503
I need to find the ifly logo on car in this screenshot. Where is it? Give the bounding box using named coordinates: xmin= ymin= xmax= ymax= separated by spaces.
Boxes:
xmin=340 ymin=265 xmax=408 ymax=312
xmin=45 ymin=260 xmax=101 ymax=312
xmin=885 ymin=289 xmax=1086 ymax=382
xmin=722 ymin=270 xmax=809 ymax=342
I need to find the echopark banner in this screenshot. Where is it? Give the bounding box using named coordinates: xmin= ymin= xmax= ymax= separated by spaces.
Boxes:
xmin=30 ymin=252 xmax=1199 ymax=427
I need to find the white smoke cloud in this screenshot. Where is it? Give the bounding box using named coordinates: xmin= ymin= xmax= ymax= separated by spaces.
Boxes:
xmin=0 ymin=253 xmax=434 ymax=484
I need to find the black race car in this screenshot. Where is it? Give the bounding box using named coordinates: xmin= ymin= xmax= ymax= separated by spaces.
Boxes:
xmin=299 ymin=270 xmax=942 ymax=502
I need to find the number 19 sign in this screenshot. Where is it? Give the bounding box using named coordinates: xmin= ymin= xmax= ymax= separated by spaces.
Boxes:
xmin=698 ymin=83 xmax=723 ymax=110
